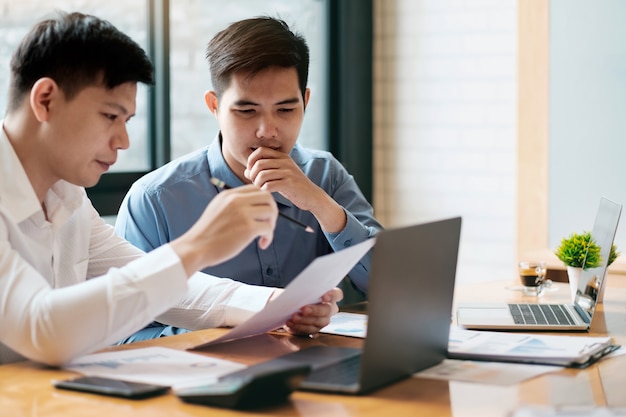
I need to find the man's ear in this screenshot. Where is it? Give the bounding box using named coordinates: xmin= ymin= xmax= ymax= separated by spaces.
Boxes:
xmin=204 ymin=90 xmax=219 ymax=116
xmin=303 ymin=88 xmax=311 ymax=111
xmin=30 ymin=78 xmax=58 ymax=122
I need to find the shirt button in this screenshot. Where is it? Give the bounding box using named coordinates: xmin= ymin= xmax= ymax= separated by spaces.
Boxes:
xmin=266 ymin=267 xmax=273 ymax=275
xmin=344 ymin=240 xmax=352 ymax=247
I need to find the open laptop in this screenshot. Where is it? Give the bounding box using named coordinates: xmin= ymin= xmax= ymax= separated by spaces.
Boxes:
xmin=457 ymin=197 xmax=622 ymax=331
xmin=225 ymin=217 xmax=461 ymax=395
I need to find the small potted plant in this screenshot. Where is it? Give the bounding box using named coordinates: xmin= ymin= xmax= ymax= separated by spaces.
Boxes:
xmin=554 ymin=231 xmax=619 ymax=301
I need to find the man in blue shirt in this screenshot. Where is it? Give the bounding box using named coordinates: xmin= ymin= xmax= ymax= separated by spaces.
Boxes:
xmin=115 ymin=16 xmax=383 ymax=342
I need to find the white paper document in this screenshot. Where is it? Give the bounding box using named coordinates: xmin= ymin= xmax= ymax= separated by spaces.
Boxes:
xmin=447 ymin=326 xmax=616 ymax=367
xmin=320 ymin=311 xmax=368 ymax=338
xmin=193 ymin=238 xmax=376 ymax=348
xmin=415 ymin=358 xmax=561 ymax=385
xmin=63 ymin=347 xmax=245 ymax=389
xmin=512 ymin=406 xmax=626 ymax=417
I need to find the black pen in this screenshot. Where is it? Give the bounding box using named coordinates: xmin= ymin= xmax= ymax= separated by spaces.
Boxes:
xmin=210 ymin=177 xmax=315 ymax=233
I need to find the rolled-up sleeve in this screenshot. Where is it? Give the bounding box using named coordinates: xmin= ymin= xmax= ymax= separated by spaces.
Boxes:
xmin=156 ymin=271 xmax=275 ymax=329
xmin=0 ymin=241 xmax=189 ymax=366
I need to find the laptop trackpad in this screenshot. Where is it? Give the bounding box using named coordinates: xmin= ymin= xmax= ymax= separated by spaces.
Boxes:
xmin=458 ymin=305 xmax=513 ymax=325
xmin=277 ymin=346 xmax=361 ymax=371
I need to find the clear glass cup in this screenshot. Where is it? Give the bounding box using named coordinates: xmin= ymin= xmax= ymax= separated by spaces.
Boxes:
xmin=518 ymin=261 xmax=547 ymax=296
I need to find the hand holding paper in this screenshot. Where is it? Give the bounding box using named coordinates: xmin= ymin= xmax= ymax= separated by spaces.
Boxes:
xmin=193 ymin=238 xmax=376 ymax=349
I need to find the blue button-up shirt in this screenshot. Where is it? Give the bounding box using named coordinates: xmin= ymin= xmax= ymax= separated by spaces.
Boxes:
xmin=115 ymin=135 xmax=382 ymax=295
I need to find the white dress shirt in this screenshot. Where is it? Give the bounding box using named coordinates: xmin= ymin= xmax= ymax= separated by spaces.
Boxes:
xmin=0 ymin=126 xmax=272 ymax=366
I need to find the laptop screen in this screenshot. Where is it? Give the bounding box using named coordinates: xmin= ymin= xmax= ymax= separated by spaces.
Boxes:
xmin=575 ymin=197 xmax=622 ymax=315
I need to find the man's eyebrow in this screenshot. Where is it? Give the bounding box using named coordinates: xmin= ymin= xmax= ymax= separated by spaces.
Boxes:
xmin=275 ymin=97 xmax=300 ymax=105
xmin=104 ymin=102 xmax=132 ymax=115
xmin=232 ymin=97 xmax=301 ymax=107
xmin=233 ymin=99 xmax=258 ymax=106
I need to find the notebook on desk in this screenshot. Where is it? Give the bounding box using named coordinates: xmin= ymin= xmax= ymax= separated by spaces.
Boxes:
xmin=457 ymin=197 xmax=622 ymax=331
xmin=238 ymin=217 xmax=461 ymax=395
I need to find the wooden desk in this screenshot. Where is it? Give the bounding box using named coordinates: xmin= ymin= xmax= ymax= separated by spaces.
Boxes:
xmin=2 ymin=276 xmax=626 ymax=417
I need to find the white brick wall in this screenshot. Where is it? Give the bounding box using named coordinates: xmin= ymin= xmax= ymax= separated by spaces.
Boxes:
xmin=0 ymin=0 xmax=518 ymax=286
xmin=373 ymin=0 xmax=518 ymax=285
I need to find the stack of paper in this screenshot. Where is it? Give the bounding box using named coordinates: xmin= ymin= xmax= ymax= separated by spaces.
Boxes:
xmin=447 ymin=326 xmax=618 ymax=368
xmin=63 ymin=347 xmax=246 ymax=389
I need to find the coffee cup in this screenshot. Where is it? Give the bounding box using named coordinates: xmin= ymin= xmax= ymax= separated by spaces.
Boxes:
xmin=518 ymin=261 xmax=547 ymax=296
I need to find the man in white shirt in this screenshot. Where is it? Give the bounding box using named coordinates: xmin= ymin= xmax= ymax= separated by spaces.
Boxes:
xmin=0 ymin=11 xmax=341 ymax=366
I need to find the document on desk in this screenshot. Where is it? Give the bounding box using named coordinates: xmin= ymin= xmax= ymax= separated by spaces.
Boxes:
xmin=512 ymin=406 xmax=626 ymax=417
xmin=447 ymin=326 xmax=618 ymax=368
xmin=320 ymin=311 xmax=368 ymax=338
xmin=191 ymin=238 xmax=376 ymax=350
xmin=415 ymin=359 xmax=561 ymax=385
xmin=63 ymin=347 xmax=245 ymax=389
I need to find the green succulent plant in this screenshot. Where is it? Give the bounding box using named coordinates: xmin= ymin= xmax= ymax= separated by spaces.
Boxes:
xmin=554 ymin=231 xmax=619 ymax=269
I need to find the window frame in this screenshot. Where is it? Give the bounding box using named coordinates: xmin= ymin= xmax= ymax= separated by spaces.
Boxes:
xmin=86 ymin=0 xmax=373 ymax=215
xmin=327 ymin=0 xmax=373 ymax=202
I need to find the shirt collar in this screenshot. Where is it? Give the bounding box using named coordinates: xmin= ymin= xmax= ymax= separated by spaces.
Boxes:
xmin=0 ymin=122 xmax=85 ymax=224
xmin=207 ymin=133 xmax=294 ymax=208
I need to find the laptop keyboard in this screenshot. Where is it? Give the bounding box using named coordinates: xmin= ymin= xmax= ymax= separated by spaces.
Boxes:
xmin=303 ymin=354 xmax=362 ymax=385
xmin=508 ymin=303 xmax=576 ymax=325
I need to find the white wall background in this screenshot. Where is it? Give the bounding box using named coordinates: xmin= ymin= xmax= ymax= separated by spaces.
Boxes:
xmin=0 ymin=0 xmax=519 ymax=286
xmin=549 ymin=0 xmax=626 ymax=252
xmin=373 ymin=0 xmax=518 ymax=285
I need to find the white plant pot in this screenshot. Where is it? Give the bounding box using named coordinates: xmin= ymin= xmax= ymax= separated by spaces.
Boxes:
xmin=566 ymin=266 xmax=582 ymax=302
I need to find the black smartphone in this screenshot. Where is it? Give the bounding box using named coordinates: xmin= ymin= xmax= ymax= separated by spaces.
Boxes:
xmin=53 ymin=376 xmax=170 ymax=399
